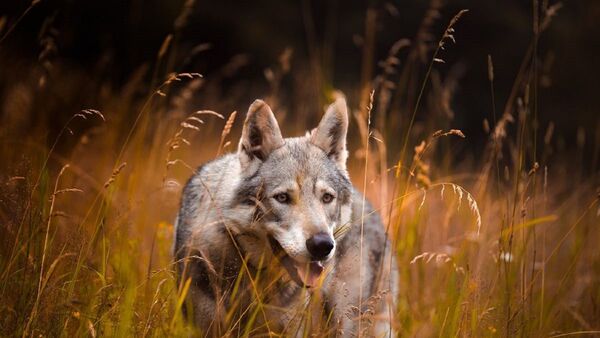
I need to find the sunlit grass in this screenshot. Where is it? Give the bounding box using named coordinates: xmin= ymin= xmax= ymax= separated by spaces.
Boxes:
xmin=1 ymin=1 xmax=599 ymax=337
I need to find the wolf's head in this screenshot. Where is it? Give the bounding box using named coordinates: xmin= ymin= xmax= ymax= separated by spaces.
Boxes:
xmin=233 ymin=98 xmax=353 ymax=287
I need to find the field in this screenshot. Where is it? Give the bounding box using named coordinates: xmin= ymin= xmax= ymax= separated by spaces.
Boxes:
xmin=1 ymin=0 xmax=599 ymax=337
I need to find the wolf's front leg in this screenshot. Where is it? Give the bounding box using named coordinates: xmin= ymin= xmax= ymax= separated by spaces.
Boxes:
xmin=186 ymin=283 xmax=223 ymax=335
xmin=176 ymin=256 xmax=224 ymax=336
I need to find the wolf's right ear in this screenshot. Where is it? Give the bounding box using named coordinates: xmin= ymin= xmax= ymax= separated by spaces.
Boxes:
xmin=238 ymin=100 xmax=284 ymax=169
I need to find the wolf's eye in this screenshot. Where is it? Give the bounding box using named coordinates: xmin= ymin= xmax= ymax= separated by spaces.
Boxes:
xmin=322 ymin=193 xmax=335 ymax=204
xmin=273 ymin=193 xmax=290 ymax=204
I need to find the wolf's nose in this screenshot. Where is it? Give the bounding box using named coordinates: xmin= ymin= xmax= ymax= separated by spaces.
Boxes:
xmin=306 ymin=232 xmax=334 ymax=260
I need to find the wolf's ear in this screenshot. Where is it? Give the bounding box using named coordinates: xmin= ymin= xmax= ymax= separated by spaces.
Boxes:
xmin=310 ymin=98 xmax=349 ymax=170
xmin=238 ymin=100 xmax=284 ymax=168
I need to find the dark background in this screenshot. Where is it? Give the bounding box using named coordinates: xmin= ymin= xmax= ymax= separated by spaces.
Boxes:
xmin=1 ymin=0 xmax=599 ymax=154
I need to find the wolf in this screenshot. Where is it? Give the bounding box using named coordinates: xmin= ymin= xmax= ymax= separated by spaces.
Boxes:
xmin=174 ymin=98 xmax=398 ymax=336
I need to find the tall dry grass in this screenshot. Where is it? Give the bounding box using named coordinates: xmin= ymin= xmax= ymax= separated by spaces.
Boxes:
xmin=1 ymin=1 xmax=599 ymax=337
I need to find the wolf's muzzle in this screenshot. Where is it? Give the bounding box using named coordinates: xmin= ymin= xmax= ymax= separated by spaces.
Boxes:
xmin=306 ymin=232 xmax=335 ymax=261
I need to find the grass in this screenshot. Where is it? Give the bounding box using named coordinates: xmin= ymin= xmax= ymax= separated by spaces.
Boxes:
xmin=1 ymin=1 xmax=600 ymax=337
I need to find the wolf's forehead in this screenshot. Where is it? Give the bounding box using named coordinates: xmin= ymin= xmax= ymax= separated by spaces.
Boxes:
xmin=274 ymin=140 xmax=326 ymax=168
xmin=261 ymin=139 xmax=338 ymax=180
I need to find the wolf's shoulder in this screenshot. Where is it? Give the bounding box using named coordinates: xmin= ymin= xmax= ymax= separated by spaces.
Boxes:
xmin=179 ymin=154 xmax=240 ymax=218
xmin=350 ymin=189 xmax=387 ymax=241
xmin=350 ymin=189 xmax=381 ymax=221
xmin=182 ymin=153 xmax=239 ymax=191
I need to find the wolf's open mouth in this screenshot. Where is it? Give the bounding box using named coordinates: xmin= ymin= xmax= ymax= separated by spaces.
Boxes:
xmin=267 ymin=235 xmax=324 ymax=288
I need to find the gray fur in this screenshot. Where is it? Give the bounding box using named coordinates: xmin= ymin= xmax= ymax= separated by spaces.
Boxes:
xmin=174 ymin=98 xmax=398 ymax=336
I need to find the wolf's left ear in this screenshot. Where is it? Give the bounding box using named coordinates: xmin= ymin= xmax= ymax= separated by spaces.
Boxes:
xmin=238 ymin=100 xmax=285 ymax=169
xmin=310 ymin=98 xmax=349 ymax=170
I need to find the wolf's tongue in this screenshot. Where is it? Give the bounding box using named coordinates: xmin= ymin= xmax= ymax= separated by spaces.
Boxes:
xmin=296 ymin=261 xmax=324 ymax=287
